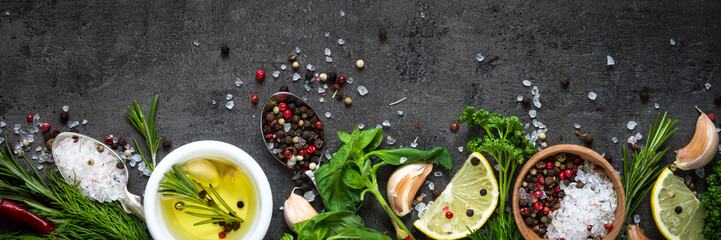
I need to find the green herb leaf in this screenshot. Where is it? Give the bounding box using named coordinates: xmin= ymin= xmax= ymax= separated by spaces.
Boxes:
xmin=292 ymin=210 xmax=380 ymax=240
xmin=315 ymin=162 xmax=363 ymax=212
xmin=366 ymin=147 xmax=452 ymax=170
xmin=338 ymin=132 xmax=352 ymax=144
xmin=280 ymin=233 xmax=295 ymax=240
xmin=342 ymin=169 xmax=365 ymax=189
xmin=327 ymin=227 xmax=393 ymax=240
xmin=359 ymin=127 xmax=383 ymax=153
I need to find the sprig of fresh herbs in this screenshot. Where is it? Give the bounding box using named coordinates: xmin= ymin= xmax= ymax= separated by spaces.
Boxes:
xmin=280 ymin=210 xmax=391 ymax=240
xmin=459 ymin=107 xmax=535 ymax=240
xmin=0 ymin=135 xmax=147 ymax=239
xmin=701 ymin=156 xmax=721 ymax=239
xmin=315 ymin=126 xmax=452 ymax=240
xmin=621 ymin=112 xmax=676 ymax=226
xmin=158 ymin=165 xmax=243 ymax=227
xmin=125 ymin=94 xmax=160 ymax=171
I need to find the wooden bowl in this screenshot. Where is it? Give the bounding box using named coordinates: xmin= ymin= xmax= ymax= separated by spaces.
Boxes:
xmin=512 ymin=144 xmax=626 ymax=240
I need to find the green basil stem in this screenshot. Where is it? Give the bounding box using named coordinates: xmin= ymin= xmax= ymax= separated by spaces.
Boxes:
xmin=369 ymin=162 xmax=413 ymax=240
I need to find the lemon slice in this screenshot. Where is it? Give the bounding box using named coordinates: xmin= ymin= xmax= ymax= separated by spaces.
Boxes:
xmin=413 ymin=152 xmax=499 ymax=239
xmin=651 ymin=168 xmax=704 ymax=240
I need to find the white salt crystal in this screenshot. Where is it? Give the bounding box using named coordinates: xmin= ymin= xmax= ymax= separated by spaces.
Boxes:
xmin=306 ymin=64 xmax=315 ymax=71
xmin=272 ymin=71 xmax=280 ymax=78
xmin=35 ymin=146 xmax=42 ymax=152
xmin=37 ymin=165 xmax=43 ymax=170
xmin=696 ymin=167 xmax=705 ymax=178
xmin=303 ymin=191 xmax=316 ymax=202
xmin=279 ymin=206 xmax=284 ymax=211
xmin=82 ymin=119 xmax=87 ymax=125
xmin=295 ymin=46 xmax=301 ymax=53
xmin=0 ymin=121 xmax=5 ymax=128
xmin=376 ymin=124 xmax=382 ymax=129
xmin=143 ymin=168 xmax=151 ymax=176
xmin=323 ymin=84 xmax=328 ymax=89
xmin=706 ymin=83 xmax=712 ymax=90
xmin=517 ymin=95 xmax=523 ymax=101
xmin=324 ymin=32 xmax=330 ymax=37
xmin=324 ymin=48 xmax=331 ymax=56
xmin=475 ymin=53 xmax=485 ymax=62
xmin=410 ymin=142 xmax=418 ymax=148
xmin=293 ymin=73 xmax=301 ymax=81
xmin=458 ymin=146 xmax=464 ymax=152
xmin=325 ymin=150 xmax=332 ymax=160
xmin=281 ymin=64 xmax=287 ymax=70
xmin=138 ymin=162 xmax=146 ymax=171
xmin=226 ymin=94 xmax=233 ymax=100
xmin=415 ymin=202 xmax=427 ymax=218
xmin=532 ymin=97 xmax=541 ymax=108
xmin=193 ymin=40 xmax=199 ymax=46
xmin=68 ymin=121 xmax=79 ymax=128
xmin=655 ymin=103 xmax=660 ymax=109
xmin=318 ymin=87 xmax=325 ymax=94
xmin=627 ymin=136 xmax=637 ymax=144
xmin=588 ymin=91 xmax=597 ymax=100
xmin=304 ymin=85 xmax=312 ymax=92
xmin=607 ymin=55 xmax=615 ymax=65
xmin=29 ymin=125 xmax=38 ymax=133
xmin=338 ymin=39 xmax=345 ymax=45
xmin=382 ymin=120 xmax=390 ymax=127
xmin=283 ymin=123 xmax=291 ymax=132
xmin=528 ymin=110 xmax=537 ymax=118
xmin=420 ymin=12 xmax=425 ymax=18
xmin=434 ymin=172 xmax=442 ymax=177
xmin=670 ymin=39 xmax=676 ymax=45
xmin=325 ymin=112 xmax=331 ymax=118
xmin=358 ymin=86 xmax=368 ymax=96
xmin=14 ymin=124 xmax=20 ymax=134
xmin=339 ymin=10 xmax=345 ymax=17
xmin=635 ymin=132 xmax=643 ymax=140
xmin=212 ymin=100 xmax=217 ymax=105
xmin=225 ymin=101 xmax=234 ymax=110
xmin=612 ymin=137 xmax=618 ymax=143
xmin=27 ymin=134 xmax=34 ymax=143
xmin=684 ymin=175 xmax=692 ymax=185
xmin=634 ymin=214 xmax=641 ymax=224
xmin=302 ymin=96 xmax=307 ymax=101
xmin=397 ymin=111 xmax=404 ymax=116
xmin=531 ymin=86 xmax=539 ymax=95
xmin=347 ymin=77 xmax=353 ymax=84
xmin=627 ymin=120 xmax=637 ymax=130
xmin=428 ymin=182 xmax=435 ymax=190
xmin=399 ymin=157 xmax=407 ymax=164
xmin=129 ymin=160 xmax=137 ymax=167
xmin=358 ymin=124 xmax=365 ymax=129
xmin=533 ymin=120 xmax=539 ymax=127
xmin=235 ymin=78 xmax=244 ymax=86
xmin=522 ymin=80 xmax=532 ymax=86
xmin=318 ymin=97 xmax=324 ymax=103
xmin=387 ymin=138 xmax=396 ymax=145
xmin=326 ymin=56 xmax=333 ymax=63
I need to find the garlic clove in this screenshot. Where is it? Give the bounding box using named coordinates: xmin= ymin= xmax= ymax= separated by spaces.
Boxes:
xmin=674 ymin=111 xmax=719 ymax=170
xmin=387 ymin=162 xmax=433 ymax=217
xmin=284 ymin=191 xmax=318 ymax=232
xmin=626 ymin=225 xmax=650 ymax=240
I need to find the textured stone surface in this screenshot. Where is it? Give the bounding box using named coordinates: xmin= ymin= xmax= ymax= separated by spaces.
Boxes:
xmin=1 ymin=1 xmax=720 ymax=239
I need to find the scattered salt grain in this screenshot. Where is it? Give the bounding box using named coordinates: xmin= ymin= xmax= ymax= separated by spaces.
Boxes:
xmin=574 ymin=123 xmax=581 ymax=129
xmin=339 ymin=11 xmax=345 ymax=17
xmin=533 ymin=97 xmax=542 ymax=108
xmin=37 ymin=165 xmax=43 ymax=170
xmin=293 ymin=73 xmax=301 ymax=81
xmin=655 ymin=103 xmax=660 ymax=109
xmin=420 ymin=12 xmax=425 ymax=18
xmin=635 ymin=132 xmax=643 ymax=140
xmin=272 ymin=71 xmax=280 ymax=78
xmin=706 ymin=83 xmax=712 ymax=90
xmin=226 ymin=94 xmax=233 ymax=100
xmin=235 ymin=78 xmax=244 ymax=86
xmin=193 ymin=40 xmax=199 ymax=46
xmin=634 ymin=214 xmax=641 ymax=224
xmin=627 ymin=121 xmax=637 ymax=130
xmin=212 ymin=100 xmax=217 ymax=105
xmin=82 ymin=119 xmax=88 ymax=125
xmin=324 ymin=32 xmax=330 ymax=38
xmin=279 ymin=206 xmax=284 ymax=211
xmin=358 ymin=86 xmax=368 ymax=96
xmin=670 ymin=39 xmax=676 ymax=46
xmin=612 ymin=137 xmax=618 ymax=143
xmin=458 ymin=146 xmax=464 ymax=152
xmin=382 ymin=120 xmax=391 ymax=127
xmin=303 ymin=191 xmax=316 ymax=202
xmin=358 ymin=124 xmax=365 ymax=129
xmin=696 ymin=167 xmax=705 ymax=178
xmin=399 ymin=157 xmax=407 ymax=164
xmin=324 ymin=48 xmax=331 ymax=56
xmin=428 ymin=182 xmax=435 ymax=190
xmin=346 ymin=77 xmax=353 ymax=84
xmin=295 ymin=46 xmax=301 ymax=53
xmin=338 ymin=39 xmax=345 ymax=45
xmin=325 ymin=112 xmax=331 ymax=118
xmin=415 ymin=202 xmax=427 ymax=218
xmin=68 ymin=121 xmax=79 ymax=128
xmin=531 ymin=86 xmax=539 ymax=95
xmin=434 ymin=172 xmax=442 ymax=177
xmin=627 ymin=136 xmax=637 ymax=144
xmin=684 ymin=175 xmax=692 ymax=185
xmin=281 ymin=64 xmax=287 ymax=70
xmin=522 ymin=80 xmax=532 ymax=87
xmin=376 ymin=124 xmax=382 ymax=129
xmin=410 ymin=142 xmax=418 ymax=148
xmin=319 ymin=97 xmax=325 ymax=103
xmin=0 ymin=121 xmax=5 ymax=128
xmin=304 ymin=85 xmax=312 ymax=92
xmin=397 ymin=111 xmax=404 ymax=116
xmin=325 ymin=150 xmax=332 ymax=160
xmin=225 ymin=101 xmax=234 ymax=110
xmin=306 ymin=64 xmax=315 ymax=71
xmin=325 ymin=56 xmax=333 ymax=63
xmin=475 ymin=53 xmax=485 ymax=62
xmin=62 ymin=105 xmax=69 ymax=112
xmin=283 ymin=123 xmax=291 ymax=132
xmin=588 ymin=91 xmax=597 ymax=100
xmin=517 ymin=95 xmax=523 ymax=101
xmin=387 ymin=138 xmax=396 ymax=145
xmin=529 ymin=110 xmax=537 ymax=118
xmin=607 ymin=55 xmax=615 ymax=66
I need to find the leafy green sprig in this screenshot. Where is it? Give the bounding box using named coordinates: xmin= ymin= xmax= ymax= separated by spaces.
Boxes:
xmin=459 ymin=107 xmax=535 ymax=240
xmin=280 ymin=210 xmax=391 ymax=240
xmin=702 ymin=156 xmax=721 ymax=239
xmin=315 ymin=126 xmax=452 ymax=240
xmin=158 ymin=165 xmax=243 ymax=227
xmin=125 ymin=94 xmax=160 ymax=171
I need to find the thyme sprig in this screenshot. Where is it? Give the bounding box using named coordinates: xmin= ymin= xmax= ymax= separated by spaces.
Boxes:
xmin=621 ymin=112 xmax=677 ymax=225
xmin=125 ymin=94 xmax=160 ymax=171
xmin=158 ymin=165 xmax=243 ymax=227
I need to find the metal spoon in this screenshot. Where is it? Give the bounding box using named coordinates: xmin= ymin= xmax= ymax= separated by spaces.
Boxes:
xmin=51 ymin=132 xmax=144 ymax=220
xmin=260 ymin=92 xmax=325 ymax=184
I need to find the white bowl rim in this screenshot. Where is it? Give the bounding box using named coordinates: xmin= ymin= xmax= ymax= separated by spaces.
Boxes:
xmin=143 ymin=140 xmax=273 ymax=240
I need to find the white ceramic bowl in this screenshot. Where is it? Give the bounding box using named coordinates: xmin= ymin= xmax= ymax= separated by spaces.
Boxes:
xmin=144 ymin=140 xmax=273 ymax=240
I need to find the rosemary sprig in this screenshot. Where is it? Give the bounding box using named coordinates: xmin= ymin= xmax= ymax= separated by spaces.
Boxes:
xmin=621 ymin=112 xmax=677 ymax=225
xmin=158 ymin=165 xmax=243 ymax=227
xmin=125 ymin=94 xmax=160 ymax=171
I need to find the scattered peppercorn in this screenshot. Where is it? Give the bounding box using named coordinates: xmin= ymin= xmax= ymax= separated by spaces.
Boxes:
xmin=445 ymin=211 xmax=453 ymax=219
xmin=356 ymin=59 xmax=365 ymax=69
xmin=221 ymin=46 xmax=229 ymax=56
xmin=465 ymin=209 xmax=474 ymax=217
xmin=40 ymin=123 xmax=51 ymax=132
xmin=480 ymin=189 xmax=487 ymax=196
xmin=337 ymin=75 xmax=347 ymax=84
xmin=631 ymin=144 xmax=640 ymax=151
xmin=118 ymin=138 xmax=127 ymax=147
xmin=604 ymin=223 xmax=613 ymax=230
xmin=432 ymin=189 xmax=441 ymax=198
xmin=378 ymin=29 xmax=388 ymax=40
xmin=199 ymin=190 xmax=207 ymax=199
xmin=256 ymin=70 xmax=265 ymax=81
xmin=251 ymin=95 xmax=259 ymax=104
xmin=104 ymin=136 xmax=114 ymax=145
xmin=344 ymin=97 xmax=352 ymax=105
xmin=288 ymin=52 xmax=297 ymax=61
xmin=116 ymin=160 xmax=125 ymax=169
xmin=449 ymin=123 xmax=459 ymax=132
xmin=87 ymin=158 xmax=95 ymax=166
xmin=580 ymin=133 xmax=593 ymax=144
xmin=218 ymin=231 xmax=226 ymax=239
xmin=162 ymin=139 xmax=172 ymax=148
xmin=26 ymin=114 xmax=34 ymax=122
xmin=521 ymin=95 xmax=532 ymax=106
xmin=292 ymin=61 xmax=300 ymax=70
xmin=639 ymin=88 xmax=650 ymax=103
xmin=97 ymin=145 xmax=104 ymax=152
xmin=675 ymin=206 xmax=683 ymax=214
xmin=471 ymin=158 xmax=480 ymax=166
xmin=709 ymin=113 xmax=716 ymax=122
xmin=207 ymin=200 xmax=215 ymax=206
xmin=560 ymin=76 xmax=570 ymax=88
xmin=59 ymin=111 xmax=69 ymax=122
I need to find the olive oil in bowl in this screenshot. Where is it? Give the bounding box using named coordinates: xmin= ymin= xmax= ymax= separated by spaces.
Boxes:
xmin=160 ymin=157 xmax=256 ymax=240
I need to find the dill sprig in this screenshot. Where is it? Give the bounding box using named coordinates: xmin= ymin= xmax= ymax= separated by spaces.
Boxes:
xmin=621 ymin=112 xmax=677 ymax=224
xmin=158 ymin=165 xmax=243 ymax=227
xmin=125 ymin=94 xmax=160 ymax=171
xmin=0 ymin=135 xmax=147 ymax=239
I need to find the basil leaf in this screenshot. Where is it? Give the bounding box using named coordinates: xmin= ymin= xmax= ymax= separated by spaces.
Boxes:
xmin=359 ymin=127 xmax=383 ymax=152
xmin=338 ymin=132 xmax=352 ymax=144
xmin=367 ymin=147 xmax=453 ymax=170
xmin=316 ymin=163 xmax=363 ymax=212
xmin=292 ymin=210 xmax=367 ymax=240
xmin=279 ymin=233 xmax=295 ymax=240
xmin=342 ymin=169 xmax=364 ymax=189
xmin=327 ymin=227 xmax=392 ymax=240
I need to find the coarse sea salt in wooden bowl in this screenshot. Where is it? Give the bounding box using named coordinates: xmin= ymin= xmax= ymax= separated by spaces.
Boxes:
xmin=512 ymin=144 xmax=626 ymax=240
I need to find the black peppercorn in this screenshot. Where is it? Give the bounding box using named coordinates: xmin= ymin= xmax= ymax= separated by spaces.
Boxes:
xmin=521 ymin=95 xmax=531 ymax=106
xmin=223 ymin=225 xmax=232 ymax=233
xmin=560 ymin=76 xmax=570 ymax=88
xmin=640 ymin=89 xmax=650 ymax=103
xmin=689 ymin=182 xmax=696 ymax=191
xmin=237 ymin=201 xmax=244 ymax=208
xmin=162 ymin=139 xmax=172 ymax=148
xmin=675 ymin=206 xmax=683 ymax=214
xmin=480 ymin=189 xmax=487 ymax=196
xmin=218 ymin=221 xmax=226 ymax=226
xmin=207 ymin=199 xmax=214 ymax=206
xmin=232 ymin=221 xmax=240 ymax=230
xmin=221 ymin=46 xmax=230 ymax=56
xmin=632 ymin=144 xmax=640 ymax=151
xmin=118 ymin=138 xmax=127 ymax=147
xmin=432 ymin=189 xmax=441 ymax=198
xmin=116 ymin=160 xmax=124 ymax=169
xmin=199 ymin=190 xmax=207 ymax=199
xmin=305 ymin=71 xmax=313 ymax=80
xmin=471 ymin=158 xmax=480 ymax=166
xmin=378 ymin=29 xmax=388 ymax=40
xmin=43 ymin=132 xmax=53 ymax=141
xmin=327 ymin=72 xmax=337 ymax=82
xmin=59 ymin=111 xmax=69 ymax=122
xmin=279 ymin=85 xmax=290 ymax=92
xmin=466 ymin=209 xmax=474 ymax=217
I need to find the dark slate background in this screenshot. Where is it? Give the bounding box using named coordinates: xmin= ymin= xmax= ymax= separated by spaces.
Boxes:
xmin=1 ymin=1 xmax=720 ymax=239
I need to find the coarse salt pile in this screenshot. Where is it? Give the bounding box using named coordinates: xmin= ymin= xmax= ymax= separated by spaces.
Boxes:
xmin=546 ymin=162 xmax=617 ymax=240
xmin=54 ymin=137 xmax=127 ymax=202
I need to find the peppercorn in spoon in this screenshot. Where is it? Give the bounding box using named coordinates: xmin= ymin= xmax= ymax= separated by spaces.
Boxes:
xmin=260 ymin=92 xmax=325 ymax=185
xmin=51 ymin=132 xmax=144 ymax=220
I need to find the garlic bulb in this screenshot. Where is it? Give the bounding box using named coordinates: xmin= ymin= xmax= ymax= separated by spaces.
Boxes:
xmin=387 ymin=162 xmax=433 ymax=217
xmin=626 ymin=225 xmax=650 ymax=240
xmin=284 ymin=191 xmax=318 ymax=232
xmin=674 ymin=109 xmax=719 ymax=170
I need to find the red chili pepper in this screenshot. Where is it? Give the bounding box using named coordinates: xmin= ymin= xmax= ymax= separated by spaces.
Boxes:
xmin=0 ymin=199 xmax=56 ymax=235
